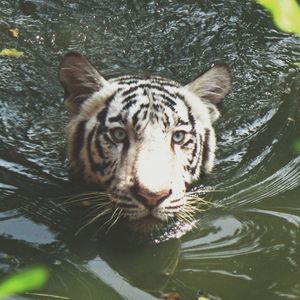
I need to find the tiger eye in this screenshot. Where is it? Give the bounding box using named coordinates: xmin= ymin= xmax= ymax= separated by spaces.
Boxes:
xmin=110 ymin=127 xmax=127 ymax=142
xmin=172 ymin=131 xmax=186 ymax=144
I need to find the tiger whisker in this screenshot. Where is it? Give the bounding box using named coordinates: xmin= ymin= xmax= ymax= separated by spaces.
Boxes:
xmin=178 ymin=214 xmax=193 ymax=227
xmin=61 ymin=195 xmax=111 ymax=207
xmin=82 ymin=203 xmax=113 ymax=220
xmin=105 ymin=208 xmax=123 ymax=233
xmin=178 ymin=208 xmax=194 ymax=220
xmin=185 ymin=198 xmax=210 ymax=208
xmin=62 ymin=199 xmax=104 ymax=208
xmin=187 ymin=197 xmax=220 ymax=209
xmin=97 ymin=207 xmax=122 ymax=234
xmin=57 ymin=192 xmax=109 ymax=202
xmin=62 ymin=191 xmax=110 ymax=201
xmin=75 ymin=207 xmax=113 ymax=235
xmin=178 ymin=212 xmax=197 ymax=228
xmin=186 ymin=190 xmax=212 ymax=195
xmin=64 ymin=194 xmax=110 ymax=203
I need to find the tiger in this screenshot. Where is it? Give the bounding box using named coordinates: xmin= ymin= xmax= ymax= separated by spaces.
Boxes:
xmin=59 ymin=52 xmax=231 ymax=232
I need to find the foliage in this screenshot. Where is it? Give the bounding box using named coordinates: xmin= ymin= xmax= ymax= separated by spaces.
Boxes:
xmin=257 ymin=0 xmax=300 ymax=35
xmin=0 ymin=26 xmax=23 ymax=57
xmin=0 ymin=267 xmax=48 ymax=299
xmin=258 ymin=0 xmax=300 ymax=154
xmin=293 ymin=140 xmax=300 ymax=153
xmin=0 ymin=48 xmax=24 ymax=57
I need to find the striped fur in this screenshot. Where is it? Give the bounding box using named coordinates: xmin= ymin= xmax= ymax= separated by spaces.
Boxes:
xmin=60 ymin=52 xmax=231 ymax=229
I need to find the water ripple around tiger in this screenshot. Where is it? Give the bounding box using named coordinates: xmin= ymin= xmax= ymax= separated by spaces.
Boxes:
xmin=181 ymin=207 xmax=300 ymax=262
xmin=219 ymin=156 xmax=300 ymax=209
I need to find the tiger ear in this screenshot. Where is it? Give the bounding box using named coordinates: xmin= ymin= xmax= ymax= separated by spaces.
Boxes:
xmin=59 ymin=52 xmax=108 ymax=114
xmin=185 ymin=64 xmax=231 ymax=121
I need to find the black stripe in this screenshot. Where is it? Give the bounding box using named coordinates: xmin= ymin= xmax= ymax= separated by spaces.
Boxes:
xmin=161 ymin=100 xmax=176 ymax=111
xmin=123 ymin=99 xmax=137 ymax=110
xmin=121 ymin=138 xmax=130 ymax=158
xmin=121 ymin=93 xmax=137 ymax=104
xmin=87 ymin=128 xmax=113 ymax=175
xmin=194 ymin=133 xmax=203 ymax=175
xmin=95 ymin=127 xmax=106 ymax=159
xmin=190 ymin=133 xmax=200 ymax=175
xmin=117 ymin=202 xmax=138 ymax=209
xmin=115 ymin=76 xmax=179 ymax=87
xmin=118 ymin=80 xmax=140 ymax=85
xmin=164 ymin=205 xmax=182 ymax=210
xmin=97 ymin=93 xmax=116 ymax=127
xmin=202 ymin=129 xmax=210 ymax=171
xmin=185 ymin=164 xmax=191 ymax=172
xmin=103 ymin=133 xmax=117 ymax=145
xmin=187 ymin=109 xmax=196 ymax=130
xmin=159 ymin=93 xmax=177 ymax=107
xmin=135 ymin=124 xmax=141 ymax=132
xmin=71 ymin=120 xmax=87 ymax=162
xmin=97 ymin=106 xmax=108 ymax=125
xmin=191 ymin=135 xmax=198 ymax=158
xmin=152 ymin=103 xmax=160 ymax=112
xmin=115 ymin=76 xmax=144 ymax=82
xmin=87 ymin=126 xmax=98 ymax=172
xmin=175 ymin=92 xmax=186 ymax=102
xmin=132 ymin=104 xmax=149 ymax=127
xmin=176 ymin=118 xmax=189 ymax=126
xmin=151 ymin=79 xmax=179 ymax=87
xmin=182 ymin=139 xmax=194 ymax=148
xmin=122 ymin=84 xmax=178 ymax=99
xmin=142 ymin=110 xmax=148 ymax=120
xmin=163 ymin=113 xmax=171 ymax=129
xmin=108 ymin=114 xmax=123 ymax=123
xmin=103 ymin=175 xmax=115 ymax=187
xmin=122 ymin=85 xmax=140 ymax=97
xmin=99 ymin=160 xmax=113 ymax=176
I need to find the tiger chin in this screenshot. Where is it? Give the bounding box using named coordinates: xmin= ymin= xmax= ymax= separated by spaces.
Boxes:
xmin=59 ymin=52 xmax=231 ymax=234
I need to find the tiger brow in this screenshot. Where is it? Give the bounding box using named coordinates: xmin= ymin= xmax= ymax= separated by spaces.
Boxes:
xmin=108 ymin=113 xmax=125 ymax=124
xmin=176 ymin=118 xmax=190 ymax=127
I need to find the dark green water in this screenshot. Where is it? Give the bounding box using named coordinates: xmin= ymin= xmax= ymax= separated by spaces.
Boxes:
xmin=1 ymin=1 xmax=300 ymax=299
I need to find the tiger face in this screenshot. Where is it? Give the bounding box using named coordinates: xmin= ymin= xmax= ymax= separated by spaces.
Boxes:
xmin=59 ymin=52 xmax=231 ymax=230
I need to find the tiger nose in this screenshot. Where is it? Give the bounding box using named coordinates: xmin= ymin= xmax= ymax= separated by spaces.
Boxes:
xmin=131 ymin=185 xmax=172 ymax=208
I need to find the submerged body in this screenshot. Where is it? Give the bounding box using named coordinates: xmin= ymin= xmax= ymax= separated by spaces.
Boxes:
xmin=59 ymin=53 xmax=231 ymax=231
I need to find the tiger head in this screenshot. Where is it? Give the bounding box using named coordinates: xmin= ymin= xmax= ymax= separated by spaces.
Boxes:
xmin=59 ymin=52 xmax=231 ymax=231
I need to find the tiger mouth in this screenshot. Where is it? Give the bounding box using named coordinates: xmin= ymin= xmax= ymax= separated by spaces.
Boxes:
xmin=68 ymin=191 xmax=202 ymax=234
xmin=110 ymin=194 xmax=184 ymax=221
xmin=130 ymin=215 xmax=163 ymax=224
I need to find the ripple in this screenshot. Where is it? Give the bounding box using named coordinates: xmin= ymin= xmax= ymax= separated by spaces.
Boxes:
xmin=181 ymin=206 xmax=300 ymax=262
xmin=182 ymin=215 xmax=265 ymax=260
xmin=245 ymin=208 xmax=300 ymax=227
xmin=220 ymin=156 xmax=300 ymax=208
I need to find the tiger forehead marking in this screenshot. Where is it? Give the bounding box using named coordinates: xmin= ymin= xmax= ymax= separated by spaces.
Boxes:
xmin=107 ymin=79 xmax=190 ymax=132
xmin=60 ymin=52 xmax=231 ymax=231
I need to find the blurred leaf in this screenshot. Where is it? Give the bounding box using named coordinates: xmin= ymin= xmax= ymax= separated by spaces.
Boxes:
xmin=257 ymin=0 xmax=300 ymax=34
xmin=0 ymin=267 xmax=48 ymax=299
xmin=8 ymin=28 xmax=19 ymax=38
xmin=294 ymin=62 xmax=300 ymax=68
xmin=0 ymin=48 xmax=24 ymax=58
xmin=293 ymin=140 xmax=300 ymax=153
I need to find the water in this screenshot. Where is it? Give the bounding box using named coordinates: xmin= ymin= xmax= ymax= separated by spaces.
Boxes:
xmin=1 ymin=0 xmax=300 ymax=299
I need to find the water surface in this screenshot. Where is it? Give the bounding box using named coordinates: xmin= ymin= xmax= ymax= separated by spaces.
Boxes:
xmin=1 ymin=1 xmax=300 ymax=299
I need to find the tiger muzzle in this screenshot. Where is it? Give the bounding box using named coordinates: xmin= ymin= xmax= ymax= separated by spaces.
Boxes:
xmin=131 ymin=184 xmax=172 ymax=209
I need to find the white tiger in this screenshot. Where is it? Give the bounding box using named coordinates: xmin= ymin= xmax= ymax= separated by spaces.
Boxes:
xmin=59 ymin=52 xmax=231 ymax=231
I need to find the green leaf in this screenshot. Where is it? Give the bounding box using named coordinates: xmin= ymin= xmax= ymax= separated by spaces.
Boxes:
xmin=0 ymin=48 xmax=24 ymax=57
xmin=293 ymin=140 xmax=300 ymax=153
xmin=257 ymin=0 xmax=300 ymax=35
xmin=0 ymin=267 xmax=48 ymax=299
